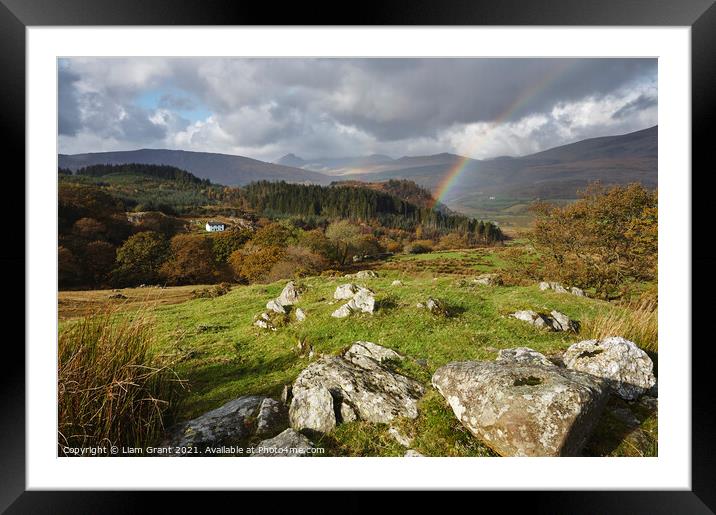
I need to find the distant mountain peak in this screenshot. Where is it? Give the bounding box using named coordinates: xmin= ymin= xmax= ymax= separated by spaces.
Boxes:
xmin=276 ymin=153 xmax=307 ymax=167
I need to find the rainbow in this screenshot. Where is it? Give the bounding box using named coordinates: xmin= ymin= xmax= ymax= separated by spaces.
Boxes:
xmin=433 ymin=60 xmax=575 ymax=207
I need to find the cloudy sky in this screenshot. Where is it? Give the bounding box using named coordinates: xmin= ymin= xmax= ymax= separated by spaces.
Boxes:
xmin=58 ymin=58 xmax=657 ymax=161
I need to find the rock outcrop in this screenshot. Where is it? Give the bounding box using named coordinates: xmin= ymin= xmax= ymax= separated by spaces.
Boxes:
xmin=509 ymin=309 xmax=577 ymax=332
xmin=345 ymin=270 xmax=378 ymax=279
xmin=539 ymin=281 xmax=586 ymax=297
xmin=334 ymin=283 xmax=360 ymax=300
xmin=473 ymin=273 xmax=502 ymax=286
xmin=256 ymin=397 xmax=290 ymax=438
xmin=277 ymin=281 xmax=301 ymax=306
xmin=424 ymin=297 xmax=448 ymax=316
xmin=165 ymin=395 xmax=267 ymax=448
xmin=432 ymin=360 xmax=609 ymax=456
xmin=331 ymin=286 xmax=376 ymax=318
xmin=496 ymin=347 xmax=554 ymax=367
xmin=288 ymin=343 xmax=424 ymax=433
xmin=563 ymin=337 xmax=656 ymax=400
xmin=509 ymin=310 xmax=551 ymax=330
xmin=253 ymin=312 xmax=277 ymax=331
xmin=251 ymin=428 xmax=315 ymax=457
xmin=346 ymin=341 xmax=402 ymax=363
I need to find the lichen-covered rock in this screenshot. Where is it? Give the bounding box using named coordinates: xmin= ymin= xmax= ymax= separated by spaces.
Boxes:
xmin=289 ymin=386 xmax=336 ymax=433
xmin=266 ymin=299 xmax=286 ymax=314
xmin=346 ymin=287 xmax=375 ymax=313
xmin=165 ymin=395 xmax=265 ymax=448
xmin=253 ymin=312 xmax=276 ymax=331
xmin=255 ymin=398 xmax=289 ymax=438
xmin=538 ymin=281 xmax=551 ymax=291
xmin=509 ymin=310 xmax=551 ymax=330
xmin=331 ymin=304 xmax=353 ymax=318
xmin=294 ymin=308 xmax=307 ymax=322
xmin=351 ymin=270 xmax=378 ymax=279
xmin=563 ymin=337 xmax=656 ymax=400
xmin=277 ymin=281 xmax=301 ymax=306
xmin=496 ymin=347 xmax=554 ymax=367
xmin=404 ymin=449 xmax=424 ymax=457
xmin=550 ymin=310 xmax=578 ymax=332
xmin=473 ymin=273 xmax=502 ymax=286
xmin=345 ymin=341 xmax=402 ymax=363
xmin=388 ymin=426 xmax=413 ymax=447
xmin=432 ymin=361 xmax=608 ymax=456
xmin=570 ymin=286 xmax=585 ymax=297
xmin=340 ymin=402 xmax=358 ymax=423
xmin=281 ymin=384 xmax=292 ymax=405
xmin=334 ymin=283 xmax=359 ymax=300
xmin=289 ymin=354 xmax=424 ymax=433
xmin=426 ymin=297 xmax=448 ymax=316
xmin=251 ymin=429 xmax=314 ymax=457
xmin=552 ymin=283 xmax=569 ymax=294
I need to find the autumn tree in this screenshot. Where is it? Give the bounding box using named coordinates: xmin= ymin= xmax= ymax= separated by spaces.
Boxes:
xmin=160 ymin=234 xmax=220 ymax=285
xmin=113 ymin=231 xmax=169 ymax=286
xmin=84 ymin=240 xmax=116 ymax=286
xmin=212 ymin=228 xmax=252 ymax=263
xmin=58 ymin=246 xmax=81 ymax=287
xmin=531 ymin=182 xmax=657 ymax=298
xmin=229 ymin=243 xmax=285 ymax=283
xmin=325 ymin=220 xmax=364 ymax=265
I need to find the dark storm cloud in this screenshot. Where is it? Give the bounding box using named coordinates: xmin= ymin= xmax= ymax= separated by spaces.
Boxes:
xmin=58 ymin=66 xmax=82 ymax=136
xmin=612 ymin=94 xmax=658 ymax=119
xmin=58 ymin=57 xmax=657 ymax=159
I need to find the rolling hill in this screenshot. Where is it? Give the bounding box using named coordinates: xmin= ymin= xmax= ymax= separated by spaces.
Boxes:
xmin=59 ymin=126 xmax=657 ymax=219
xmin=58 ymin=148 xmax=333 ymax=186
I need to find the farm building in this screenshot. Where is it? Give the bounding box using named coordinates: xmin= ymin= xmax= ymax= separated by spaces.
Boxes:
xmin=205 ymin=221 xmax=226 ymax=232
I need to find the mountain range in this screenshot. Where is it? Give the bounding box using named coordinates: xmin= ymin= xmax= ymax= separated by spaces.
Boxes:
xmin=59 ymin=125 xmax=657 ymax=216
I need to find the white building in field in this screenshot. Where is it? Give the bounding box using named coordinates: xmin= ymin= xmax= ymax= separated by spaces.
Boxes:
xmin=205 ymin=221 xmax=226 ymax=232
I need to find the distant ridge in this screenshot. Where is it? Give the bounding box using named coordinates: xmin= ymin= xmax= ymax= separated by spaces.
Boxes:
xmin=59 ymin=126 xmax=657 ymax=215
xmin=59 ymin=148 xmax=332 ymax=186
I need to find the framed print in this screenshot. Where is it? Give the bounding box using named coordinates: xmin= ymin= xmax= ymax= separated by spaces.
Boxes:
xmin=3 ymin=0 xmax=714 ymax=511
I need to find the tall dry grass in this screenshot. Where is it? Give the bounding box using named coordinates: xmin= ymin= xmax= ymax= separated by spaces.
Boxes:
xmin=582 ymin=293 xmax=658 ymax=352
xmin=58 ymin=309 xmax=185 ymax=454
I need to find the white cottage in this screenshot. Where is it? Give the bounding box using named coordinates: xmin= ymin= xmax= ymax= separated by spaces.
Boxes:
xmin=205 ymin=221 xmax=226 ymax=232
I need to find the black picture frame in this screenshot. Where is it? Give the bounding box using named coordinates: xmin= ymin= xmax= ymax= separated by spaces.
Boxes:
xmin=3 ymin=0 xmax=713 ymax=512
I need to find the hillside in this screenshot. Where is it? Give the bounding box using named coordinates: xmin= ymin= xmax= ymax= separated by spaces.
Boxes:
xmin=58 ymin=254 xmax=658 ymax=457
xmin=59 ymin=163 xmax=233 ymax=214
xmin=59 ymin=126 xmax=657 ymax=220
xmin=59 ymin=148 xmax=332 ymax=186
xmin=344 ymin=126 xmax=657 ymax=200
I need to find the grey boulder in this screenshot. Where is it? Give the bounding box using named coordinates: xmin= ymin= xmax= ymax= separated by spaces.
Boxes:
xmin=255 ymin=398 xmax=289 ymax=438
xmin=334 ymin=283 xmax=359 ymax=300
xmin=563 ymin=337 xmax=656 ymax=400
xmin=496 ymin=347 xmax=554 ymax=367
xmin=473 ymin=273 xmax=502 ymax=286
xmin=509 ymin=310 xmax=551 ymax=330
xmin=289 ymin=386 xmax=336 ymax=434
xmin=289 ymin=346 xmax=424 ymax=433
xmin=165 ymin=395 xmax=265 ymax=448
xmin=266 ymin=299 xmax=286 ymax=314
xmin=346 ymin=341 xmax=402 ymax=363
xmin=251 ymin=428 xmax=315 ymax=457
xmin=432 ymin=361 xmax=609 ymax=456
xmin=277 ymin=281 xmax=301 ymax=306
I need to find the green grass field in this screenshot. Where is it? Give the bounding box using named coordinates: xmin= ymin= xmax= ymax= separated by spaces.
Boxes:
xmin=73 ymin=260 xmax=654 ymax=456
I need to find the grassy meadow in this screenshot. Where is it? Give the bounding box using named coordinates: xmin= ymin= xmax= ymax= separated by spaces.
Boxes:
xmin=58 ymin=248 xmax=658 ymax=457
